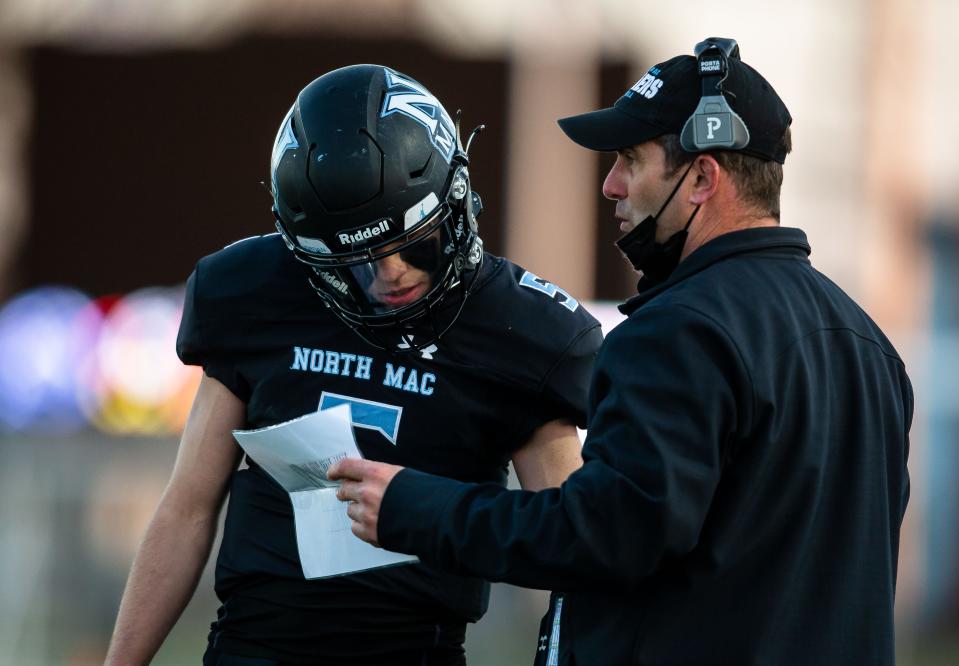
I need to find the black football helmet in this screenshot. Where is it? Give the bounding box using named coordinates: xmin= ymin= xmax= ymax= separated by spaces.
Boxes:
xmin=270 ymin=65 xmax=484 ymax=352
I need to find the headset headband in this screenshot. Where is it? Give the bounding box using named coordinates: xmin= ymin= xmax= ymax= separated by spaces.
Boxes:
xmin=679 ymin=37 xmax=751 ymax=152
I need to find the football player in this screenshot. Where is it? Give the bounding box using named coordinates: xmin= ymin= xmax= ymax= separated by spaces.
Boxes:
xmin=105 ymin=65 xmax=602 ymax=665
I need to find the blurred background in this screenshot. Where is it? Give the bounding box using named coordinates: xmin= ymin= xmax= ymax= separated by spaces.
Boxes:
xmin=0 ymin=0 xmax=956 ymax=663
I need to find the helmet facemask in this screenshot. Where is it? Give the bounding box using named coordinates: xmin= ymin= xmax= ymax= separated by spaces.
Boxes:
xmin=274 ymin=166 xmax=483 ymax=353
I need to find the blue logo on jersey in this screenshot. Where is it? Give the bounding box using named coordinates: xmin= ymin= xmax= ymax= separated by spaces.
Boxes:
xmin=380 ymin=69 xmax=456 ymax=163
xmin=320 ymin=392 xmax=403 ymax=445
xmin=519 ymin=271 xmax=580 ymax=312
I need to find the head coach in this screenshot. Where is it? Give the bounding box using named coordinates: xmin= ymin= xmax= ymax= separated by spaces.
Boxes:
xmin=331 ymin=37 xmax=914 ymax=665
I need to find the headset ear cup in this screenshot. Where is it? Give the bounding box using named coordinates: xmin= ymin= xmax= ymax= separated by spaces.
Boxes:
xmin=680 ymin=97 xmax=751 ymax=151
xmin=680 ymin=117 xmax=697 ymax=152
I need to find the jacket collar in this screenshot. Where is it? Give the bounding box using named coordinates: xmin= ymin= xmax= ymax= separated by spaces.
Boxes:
xmin=619 ymin=226 xmax=811 ymax=315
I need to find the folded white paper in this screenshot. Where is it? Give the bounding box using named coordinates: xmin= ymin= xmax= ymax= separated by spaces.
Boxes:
xmin=233 ymin=404 xmax=417 ymax=579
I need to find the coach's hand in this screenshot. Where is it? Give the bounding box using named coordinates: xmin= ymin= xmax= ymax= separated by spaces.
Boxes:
xmin=328 ymin=458 xmax=404 ymax=547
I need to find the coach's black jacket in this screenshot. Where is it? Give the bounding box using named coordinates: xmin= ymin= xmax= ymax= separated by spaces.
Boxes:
xmin=379 ymin=227 xmax=912 ymax=665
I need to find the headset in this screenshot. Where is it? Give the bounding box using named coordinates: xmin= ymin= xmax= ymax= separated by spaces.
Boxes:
xmin=679 ymin=37 xmax=751 ymax=152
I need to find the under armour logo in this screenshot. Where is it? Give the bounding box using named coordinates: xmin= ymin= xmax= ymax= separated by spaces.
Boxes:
xmin=397 ymin=336 xmax=438 ymax=360
xmin=538 ymin=634 xmax=548 ymax=651
xmin=706 ymin=116 xmax=722 ymax=140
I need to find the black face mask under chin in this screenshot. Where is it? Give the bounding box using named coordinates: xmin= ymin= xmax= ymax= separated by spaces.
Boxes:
xmin=615 ymin=161 xmax=701 ymax=288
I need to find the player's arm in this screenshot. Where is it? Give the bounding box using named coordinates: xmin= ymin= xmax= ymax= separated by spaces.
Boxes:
xmin=511 ymin=418 xmax=583 ymax=491
xmin=105 ymin=374 xmax=244 ymax=666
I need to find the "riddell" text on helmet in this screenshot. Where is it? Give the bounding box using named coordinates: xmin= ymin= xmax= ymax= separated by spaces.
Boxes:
xmin=338 ymin=220 xmax=391 ymax=245
xmin=319 ymin=270 xmax=349 ymax=294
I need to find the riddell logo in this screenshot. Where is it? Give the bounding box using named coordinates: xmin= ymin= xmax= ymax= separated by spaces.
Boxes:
xmin=337 ymin=220 xmax=391 ymax=246
xmin=319 ymin=270 xmax=348 ymax=294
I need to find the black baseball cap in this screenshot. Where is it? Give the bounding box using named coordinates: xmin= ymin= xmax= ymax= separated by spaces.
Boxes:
xmin=558 ymin=52 xmax=792 ymax=164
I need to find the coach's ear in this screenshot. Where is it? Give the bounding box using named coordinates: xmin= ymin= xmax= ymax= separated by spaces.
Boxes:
xmin=688 ymin=154 xmax=721 ymax=206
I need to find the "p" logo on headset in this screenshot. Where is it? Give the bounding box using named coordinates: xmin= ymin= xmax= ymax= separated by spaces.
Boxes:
xmin=705 ymin=117 xmax=722 ymax=140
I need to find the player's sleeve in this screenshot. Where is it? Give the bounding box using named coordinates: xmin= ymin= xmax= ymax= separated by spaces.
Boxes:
xmin=510 ymin=322 xmax=604 ymax=447
xmin=175 ymin=262 xmax=251 ymax=402
xmin=377 ymin=304 xmax=749 ymax=591
xmin=899 ymin=368 xmax=913 ymax=524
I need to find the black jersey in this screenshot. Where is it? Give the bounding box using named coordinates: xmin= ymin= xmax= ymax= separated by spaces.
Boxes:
xmin=176 ymin=233 xmax=602 ymax=664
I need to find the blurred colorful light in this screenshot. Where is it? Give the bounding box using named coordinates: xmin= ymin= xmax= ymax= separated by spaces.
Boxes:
xmin=87 ymin=287 xmax=200 ymax=436
xmin=0 ymin=286 xmax=94 ymax=432
xmin=0 ymin=285 xmax=200 ymax=436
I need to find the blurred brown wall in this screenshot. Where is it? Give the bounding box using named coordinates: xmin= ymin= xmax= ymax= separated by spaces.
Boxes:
xmin=22 ymin=35 xmax=509 ymax=296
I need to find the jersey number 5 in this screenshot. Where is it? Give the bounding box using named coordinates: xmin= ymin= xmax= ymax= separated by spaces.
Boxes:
xmin=519 ymin=271 xmax=580 ymax=312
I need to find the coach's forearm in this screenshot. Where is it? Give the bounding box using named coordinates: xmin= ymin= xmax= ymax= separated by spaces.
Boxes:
xmin=105 ymin=500 xmax=219 ymax=666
